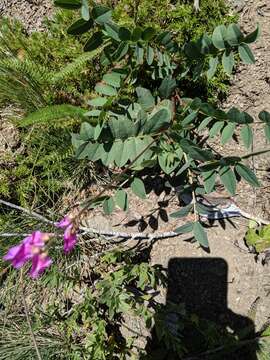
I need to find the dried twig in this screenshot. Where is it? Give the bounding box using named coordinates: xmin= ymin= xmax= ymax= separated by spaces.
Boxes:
xmin=0 ymin=199 xmax=54 ymax=225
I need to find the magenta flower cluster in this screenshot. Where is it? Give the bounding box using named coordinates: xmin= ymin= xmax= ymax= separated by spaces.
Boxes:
xmin=3 ymin=216 xmax=77 ymax=278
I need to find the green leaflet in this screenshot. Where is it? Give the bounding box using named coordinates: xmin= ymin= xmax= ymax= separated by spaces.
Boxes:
xmin=131 ymin=178 xmax=146 ymax=199
xmin=142 ymin=108 xmax=171 ymax=134
xmin=259 ymin=110 xmax=270 ymax=124
xmin=136 ymin=87 xmax=155 ymax=111
xmin=240 ymin=124 xmax=253 ymax=149
xmin=158 ymin=77 xmax=177 ymax=99
xmin=244 ymin=25 xmax=260 ymax=44
xmin=209 ymin=121 xmax=224 ymax=138
xmin=109 ymin=117 xmax=138 ymax=139
xmin=111 ymin=140 xmax=128 ymax=167
xmin=67 ymin=18 xmax=93 ymax=35
xmin=84 ymin=31 xmax=103 ymax=52
xmin=54 ymin=0 xmax=81 ymax=9
xmin=219 ymin=165 xmax=236 ymax=195
xmin=95 ymin=83 xmax=117 ymax=96
xmin=81 ymin=0 xmax=90 ymax=21
xmin=146 ymin=46 xmax=155 ymax=65
xmin=170 ymin=204 xmax=192 ymax=218
xmin=92 ymin=5 xmax=112 ymax=25
xmin=235 ymin=163 xmax=260 ymax=187
xmin=193 ymin=221 xmax=209 ymax=248
xmin=174 ymin=222 xmax=194 ymax=234
xmin=226 ymin=24 xmax=243 ymax=46
xmin=222 ymin=51 xmax=234 ymax=75
xmin=238 ymin=43 xmax=255 ymax=64
xmin=212 ymin=25 xmax=226 ymax=49
xmin=115 ymin=190 xmax=128 ymax=211
xmin=104 ymin=23 xmax=120 ymax=41
xmin=103 ymin=197 xmax=115 ymax=215
xmin=142 ymin=27 xmax=156 ymax=41
xmin=198 ymin=116 xmax=212 ymax=131
xmin=221 ymin=122 xmax=236 ymax=145
xmin=119 ymin=27 xmax=131 ymax=41
xmin=265 ymin=124 xmax=270 ymax=142
xmin=203 ymin=170 xmax=217 ymax=193
xmin=207 ymin=57 xmax=219 ymax=80
xmin=88 ymin=97 xmax=108 ymax=107
xmin=103 ymin=72 xmax=123 ymax=88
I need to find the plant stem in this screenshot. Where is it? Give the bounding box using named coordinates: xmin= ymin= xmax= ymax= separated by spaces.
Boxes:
xmin=183 ymin=153 xmax=198 ymax=221
xmin=22 ymin=288 xmax=42 ymax=360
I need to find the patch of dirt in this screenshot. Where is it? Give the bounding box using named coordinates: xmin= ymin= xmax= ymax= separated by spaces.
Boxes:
xmin=0 ymin=0 xmax=53 ymax=32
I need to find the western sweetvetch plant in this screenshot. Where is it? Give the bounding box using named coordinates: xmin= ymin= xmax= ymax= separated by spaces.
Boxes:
xmin=15 ymin=0 xmax=270 ymax=251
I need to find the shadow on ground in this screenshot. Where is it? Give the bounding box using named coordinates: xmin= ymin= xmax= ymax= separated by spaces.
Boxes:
xmin=143 ymin=257 xmax=258 ymax=359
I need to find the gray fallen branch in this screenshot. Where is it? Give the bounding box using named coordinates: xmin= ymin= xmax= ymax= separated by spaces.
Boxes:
xmin=0 ymin=199 xmax=55 ymax=225
xmin=79 ymin=226 xmax=179 ymax=240
xmin=0 ymin=229 xmax=179 ymax=241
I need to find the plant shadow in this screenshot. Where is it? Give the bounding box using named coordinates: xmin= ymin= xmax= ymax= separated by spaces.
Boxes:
xmin=142 ymin=257 xmax=258 ymax=359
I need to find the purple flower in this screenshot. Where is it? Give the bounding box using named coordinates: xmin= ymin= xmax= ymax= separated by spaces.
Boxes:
xmin=29 ymin=253 xmax=52 ymax=279
xmin=63 ymin=224 xmax=77 ymax=253
xmin=3 ymin=231 xmax=46 ymax=269
xmin=57 ymin=216 xmax=77 ymax=253
xmin=57 ymin=216 xmax=72 ymax=228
